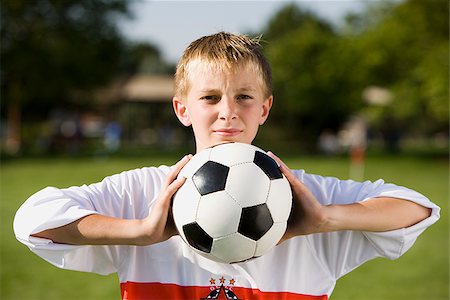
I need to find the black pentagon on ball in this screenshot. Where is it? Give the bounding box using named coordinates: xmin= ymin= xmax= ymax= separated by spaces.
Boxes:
xmin=182 ymin=222 xmax=213 ymax=253
xmin=238 ymin=203 xmax=274 ymax=241
xmin=192 ymin=161 xmax=229 ymax=196
xmin=253 ymin=151 xmax=283 ymax=180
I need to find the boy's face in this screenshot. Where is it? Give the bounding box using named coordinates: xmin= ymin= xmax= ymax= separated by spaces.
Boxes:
xmin=173 ymin=60 xmax=272 ymax=152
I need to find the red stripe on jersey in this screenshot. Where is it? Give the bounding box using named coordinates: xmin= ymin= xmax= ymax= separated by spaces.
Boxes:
xmin=121 ymin=281 xmax=328 ymax=300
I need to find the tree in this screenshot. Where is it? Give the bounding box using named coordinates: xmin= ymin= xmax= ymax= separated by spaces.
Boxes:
xmin=260 ymin=0 xmax=449 ymax=151
xmin=351 ymin=0 xmax=449 ymax=138
xmin=1 ymin=0 xmax=130 ymax=154
xmin=123 ymin=42 xmax=175 ymax=76
xmin=262 ymin=4 xmax=361 ymax=149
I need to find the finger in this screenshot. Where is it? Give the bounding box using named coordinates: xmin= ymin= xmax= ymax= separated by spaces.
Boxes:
xmin=268 ymin=151 xmax=309 ymax=195
xmin=166 ymin=176 xmax=187 ymax=197
xmin=267 ymin=151 xmax=287 ymax=170
xmin=165 ymin=154 xmax=192 ymax=185
xmin=267 ymin=151 xmax=297 ymax=182
xmin=176 ymin=153 xmax=193 ymax=168
xmin=159 ymin=176 xmax=187 ymax=208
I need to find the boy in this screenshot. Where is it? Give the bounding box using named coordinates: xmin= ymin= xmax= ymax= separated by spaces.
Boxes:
xmin=14 ymin=32 xmax=439 ymax=299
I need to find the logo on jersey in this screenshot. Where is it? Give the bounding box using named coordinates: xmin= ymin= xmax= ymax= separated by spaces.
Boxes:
xmin=201 ymin=276 xmax=242 ymax=300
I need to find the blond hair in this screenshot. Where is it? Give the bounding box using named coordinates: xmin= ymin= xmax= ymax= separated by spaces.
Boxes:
xmin=174 ymin=32 xmax=272 ymax=98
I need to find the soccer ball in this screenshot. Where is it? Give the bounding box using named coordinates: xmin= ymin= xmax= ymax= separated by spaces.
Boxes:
xmin=172 ymin=142 xmax=292 ymax=264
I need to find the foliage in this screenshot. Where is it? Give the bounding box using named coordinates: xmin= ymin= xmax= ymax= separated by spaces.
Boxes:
xmin=1 ymin=0 xmax=447 ymax=154
xmin=262 ymin=0 xmax=449 ymax=148
xmin=1 ymin=0 xmax=130 ymax=113
xmin=262 ymin=4 xmax=352 ymax=146
xmin=354 ymin=0 xmax=449 ymax=134
xmin=122 ymin=42 xmax=175 ymax=76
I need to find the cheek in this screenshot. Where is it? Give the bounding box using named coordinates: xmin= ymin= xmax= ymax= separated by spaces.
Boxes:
xmin=189 ymin=107 xmax=215 ymax=129
xmin=242 ymin=112 xmax=262 ymax=136
xmin=248 ymin=107 xmax=266 ymax=124
xmin=191 ymin=107 xmax=214 ymax=122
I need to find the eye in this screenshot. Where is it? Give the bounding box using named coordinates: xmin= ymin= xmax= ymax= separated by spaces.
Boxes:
xmin=237 ymin=94 xmax=252 ymax=100
xmin=200 ymin=95 xmax=220 ymax=102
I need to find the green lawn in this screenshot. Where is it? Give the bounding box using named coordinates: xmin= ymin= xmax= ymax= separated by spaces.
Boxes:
xmin=1 ymin=154 xmax=448 ymax=300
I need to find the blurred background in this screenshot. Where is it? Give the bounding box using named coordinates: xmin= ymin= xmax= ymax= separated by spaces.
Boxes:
xmin=1 ymin=0 xmax=448 ymax=157
xmin=1 ymin=1 xmax=448 ymax=299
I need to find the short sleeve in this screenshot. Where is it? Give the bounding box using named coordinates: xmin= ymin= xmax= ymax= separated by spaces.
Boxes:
xmin=13 ymin=166 xmax=171 ymax=275
xmin=295 ymin=170 xmax=440 ymax=279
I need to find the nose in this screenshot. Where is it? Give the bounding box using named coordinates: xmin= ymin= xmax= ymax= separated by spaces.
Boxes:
xmin=218 ymin=97 xmax=238 ymax=121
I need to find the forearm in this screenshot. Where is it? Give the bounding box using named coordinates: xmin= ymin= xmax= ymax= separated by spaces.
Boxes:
xmin=322 ymin=197 xmax=431 ymax=232
xmin=31 ymin=156 xmax=190 ymax=247
xmin=32 ymin=214 xmax=151 ymax=246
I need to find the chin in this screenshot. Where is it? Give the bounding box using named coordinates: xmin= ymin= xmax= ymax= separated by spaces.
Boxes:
xmin=199 ymin=140 xmax=251 ymax=151
xmin=209 ymin=140 xmax=237 ymax=148
xmin=217 ymin=137 xmax=252 ymax=146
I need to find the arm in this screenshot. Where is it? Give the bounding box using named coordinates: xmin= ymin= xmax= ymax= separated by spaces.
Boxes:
xmin=268 ymin=152 xmax=431 ymax=239
xmin=323 ymin=197 xmax=430 ymax=232
xmin=32 ymin=154 xmax=192 ymax=246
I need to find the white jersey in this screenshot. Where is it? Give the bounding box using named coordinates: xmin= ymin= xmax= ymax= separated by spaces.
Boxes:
xmin=14 ymin=166 xmax=440 ymax=300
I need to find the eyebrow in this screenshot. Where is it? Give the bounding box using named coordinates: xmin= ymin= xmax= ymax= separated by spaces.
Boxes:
xmin=199 ymin=89 xmax=221 ymax=94
xmin=199 ymin=87 xmax=257 ymax=94
xmin=236 ymin=86 xmax=257 ymax=93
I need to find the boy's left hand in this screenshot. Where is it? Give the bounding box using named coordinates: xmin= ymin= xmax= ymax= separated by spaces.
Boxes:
xmin=267 ymin=151 xmax=431 ymax=243
xmin=267 ymin=152 xmax=329 ymax=242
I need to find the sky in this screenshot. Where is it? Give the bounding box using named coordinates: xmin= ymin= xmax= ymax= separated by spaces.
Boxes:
xmin=118 ymin=1 xmax=369 ymax=64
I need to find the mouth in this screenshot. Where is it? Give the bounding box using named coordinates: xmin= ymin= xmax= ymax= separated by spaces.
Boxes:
xmin=213 ymin=128 xmax=242 ymax=137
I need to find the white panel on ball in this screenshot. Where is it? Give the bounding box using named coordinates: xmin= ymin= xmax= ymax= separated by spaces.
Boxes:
xmin=179 ymin=148 xmax=212 ymax=178
xmin=266 ymin=178 xmax=292 ymax=222
xmin=254 ymin=222 xmax=287 ymax=257
xmin=190 ymin=246 xmax=228 ymax=264
xmin=211 ymin=233 xmax=257 ymax=263
xmin=172 ymin=180 xmax=201 ymax=239
xmin=225 ymin=163 xmax=270 ymax=208
xmin=196 ymin=191 xmax=241 ymax=238
xmin=209 ymin=142 xmax=258 ymax=167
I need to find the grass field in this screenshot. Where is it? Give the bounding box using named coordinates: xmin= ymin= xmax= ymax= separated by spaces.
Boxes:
xmin=1 ymin=154 xmax=448 ymax=300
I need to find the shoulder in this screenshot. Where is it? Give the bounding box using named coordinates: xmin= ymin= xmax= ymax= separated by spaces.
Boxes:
xmin=85 ymin=165 xmax=172 ymax=206
xmin=290 ymin=169 xmax=386 ymax=205
xmin=101 ymin=165 xmax=172 ymax=187
xmin=291 ymin=169 xmax=383 ymax=189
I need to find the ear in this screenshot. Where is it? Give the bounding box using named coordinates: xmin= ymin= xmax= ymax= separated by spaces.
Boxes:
xmin=173 ymin=97 xmax=192 ymax=126
xmin=259 ymin=95 xmax=273 ymax=125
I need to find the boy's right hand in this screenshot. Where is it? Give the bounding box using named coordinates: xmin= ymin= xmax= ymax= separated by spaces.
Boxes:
xmin=138 ymin=154 xmax=192 ymax=245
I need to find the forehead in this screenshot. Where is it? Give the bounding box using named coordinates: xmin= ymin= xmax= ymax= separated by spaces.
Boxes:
xmin=186 ymin=59 xmax=264 ymax=90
